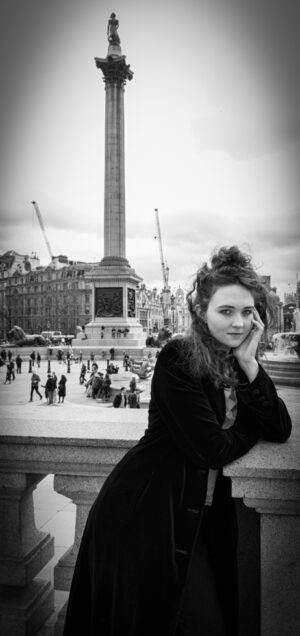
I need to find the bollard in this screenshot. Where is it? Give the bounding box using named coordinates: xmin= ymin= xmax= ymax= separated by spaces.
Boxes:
xmin=47 ymin=359 xmax=51 ymax=373
xmin=67 ymin=359 xmax=71 ymax=374
xmin=28 ymin=359 xmax=32 ymax=373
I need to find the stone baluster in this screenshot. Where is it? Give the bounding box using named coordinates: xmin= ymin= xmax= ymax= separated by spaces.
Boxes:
xmin=0 ymin=472 xmax=54 ymax=636
xmin=244 ymin=496 xmax=300 ymax=636
xmin=225 ymin=458 xmax=300 ymax=636
xmin=53 ymin=471 xmax=111 ymax=635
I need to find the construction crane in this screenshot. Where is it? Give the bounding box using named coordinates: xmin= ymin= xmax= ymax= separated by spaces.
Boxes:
xmin=154 ymin=208 xmax=171 ymax=325
xmin=31 ymin=201 xmax=54 ymax=262
xmin=154 ymin=208 xmax=170 ymax=291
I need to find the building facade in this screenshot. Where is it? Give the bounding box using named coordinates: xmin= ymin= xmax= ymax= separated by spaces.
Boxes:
xmin=1 ymin=260 xmax=93 ymax=339
xmin=0 ymin=251 xmax=177 ymax=342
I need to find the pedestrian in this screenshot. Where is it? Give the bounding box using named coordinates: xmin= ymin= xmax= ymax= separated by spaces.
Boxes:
xmin=30 ymin=372 xmax=43 ymax=401
xmin=113 ymin=387 xmax=127 ymax=408
xmin=129 ymin=375 xmax=136 ymax=392
xmin=79 ymin=363 xmax=87 ymax=385
xmin=37 ymin=352 xmax=41 ymax=368
xmin=52 ymin=372 xmax=58 ymax=403
xmin=16 ymin=354 xmax=22 ymax=373
xmin=30 ymin=351 xmax=36 ymax=366
xmin=79 ymin=351 xmax=83 ymax=363
xmin=127 ymin=389 xmax=140 ymax=408
xmin=123 ymin=353 xmax=130 ymax=371
xmin=1 ymin=349 xmax=7 ymax=363
xmin=9 ymin=359 xmax=15 ymax=380
xmin=103 ymin=372 xmax=111 ymax=400
xmin=45 ymin=374 xmax=55 ymax=405
xmin=91 ymin=372 xmax=102 ymax=399
xmin=96 ymin=373 xmax=105 ymax=399
xmin=58 ymin=375 xmax=67 ymax=403
xmin=7 ymin=350 xmax=12 ymax=361
xmin=85 ymin=366 xmax=97 ymax=398
xmin=3 ymin=363 xmax=12 ymax=384
xmin=63 ymin=246 xmax=292 ymax=636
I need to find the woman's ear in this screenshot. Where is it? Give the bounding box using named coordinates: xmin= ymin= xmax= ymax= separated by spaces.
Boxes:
xmin=195 ymin=304 xmax=207 ymax=322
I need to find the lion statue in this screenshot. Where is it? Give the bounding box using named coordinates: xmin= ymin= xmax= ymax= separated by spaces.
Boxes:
xmin=6 ymin=325 xmax=46 ymax=347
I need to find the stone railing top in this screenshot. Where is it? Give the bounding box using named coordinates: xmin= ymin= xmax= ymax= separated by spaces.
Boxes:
xmin=0 ymin=406 xmax=299 ymax=481
xmin=224 ymin=431 xmax=300 ymax=479
xmin=0 ymin=408 xmax=147 ymax=446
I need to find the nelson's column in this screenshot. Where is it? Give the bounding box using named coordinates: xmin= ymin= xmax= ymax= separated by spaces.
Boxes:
xmin=78 ymin=13 xmax=145 ymax=350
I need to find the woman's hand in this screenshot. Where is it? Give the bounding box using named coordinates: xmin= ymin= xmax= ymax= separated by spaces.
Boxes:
xmin=233 ymin=308 xmax=265 ymax=382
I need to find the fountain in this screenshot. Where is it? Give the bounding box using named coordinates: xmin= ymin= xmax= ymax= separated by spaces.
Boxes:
xmin=261 ymin=332 xmax=300 ymax=387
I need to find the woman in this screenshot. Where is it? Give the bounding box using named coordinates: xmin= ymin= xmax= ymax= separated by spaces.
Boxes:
xmin=63 ymin=246 xmax=291 ymax=636
xmin=58 ymin=375 xmax=67 ymax=403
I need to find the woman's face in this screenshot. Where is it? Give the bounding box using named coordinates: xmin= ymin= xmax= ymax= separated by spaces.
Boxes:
xmin=204 ymin=284 xmax=255 ymax=349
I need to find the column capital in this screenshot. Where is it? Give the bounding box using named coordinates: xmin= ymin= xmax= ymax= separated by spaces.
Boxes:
xmin=95 ymin=55 xmax=134 ymax=86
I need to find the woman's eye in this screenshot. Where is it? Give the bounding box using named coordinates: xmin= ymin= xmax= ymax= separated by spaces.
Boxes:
xmin=220 ymin=309 xmax=231 ymax=315
xmin=243 ymin=310 xmax=253 ymax=316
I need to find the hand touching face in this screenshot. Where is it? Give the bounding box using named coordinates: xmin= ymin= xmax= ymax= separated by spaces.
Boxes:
xmin=232 ymin=306 xmax=265 ymax=366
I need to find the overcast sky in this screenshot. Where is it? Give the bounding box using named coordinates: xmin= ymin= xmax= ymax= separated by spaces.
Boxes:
xmin=0 ymin=0 xmax=299 ymax=299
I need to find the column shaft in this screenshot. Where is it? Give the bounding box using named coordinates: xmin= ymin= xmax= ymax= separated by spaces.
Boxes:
xmin=104 ymin=83 xmax=126 ymax=259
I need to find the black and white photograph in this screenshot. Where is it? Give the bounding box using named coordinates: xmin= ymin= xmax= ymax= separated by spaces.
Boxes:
xmin=0 ymin=1 xmax=299 ymax=634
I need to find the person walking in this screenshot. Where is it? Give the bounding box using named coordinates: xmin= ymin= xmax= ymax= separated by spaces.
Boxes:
xmin=30 ymin=351 xmax=36 ymax=366
xmin=95 ymin=373 xmax=105 ymax=400
xmin=63 ymin=246 xmax=292 ymax=636
xmin=129 ymin=375 xmax=137 ymax=393
xmin=3 ymin=363 xmax=12 ymax=384
xmin=37 ymin=352 xmax=41 ymax=368
xmin=16 ymin=354 xmax=22 ymax=373
xmin=52 ymin=372 xmax=58 ymax=403
xmin=79 ymin=363 xmax=87 ymax=385
xmin=58 ymin=375 xmax=67 ymax=403
xmin=9 ymin=359 xmax=15 ymax=380
xmin=91 ymin=373 xmax=102 ymax=399
xmin=45 ymin=374 xmax=55 ymax=405
xmin=30 ymin=372 xmax=43 ymax=401
xmin=103 ymin=372 xmax=111 ymax=400
xmin=123 ymin=353 xmax=130 ymax=371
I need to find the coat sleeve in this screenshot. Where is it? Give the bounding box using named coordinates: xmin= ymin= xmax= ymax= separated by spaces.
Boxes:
xmin=235 ymin=364 xmax=292 ymax=443
xmin=151 ymin=343 xmax=258 ymax=470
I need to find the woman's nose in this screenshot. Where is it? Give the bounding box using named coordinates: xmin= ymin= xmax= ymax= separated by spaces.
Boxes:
xmin=231 ymin=314 xmax=244 ymax=327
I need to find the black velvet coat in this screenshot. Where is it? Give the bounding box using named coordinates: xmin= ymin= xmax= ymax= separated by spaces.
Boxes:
xmin=63 ymin=339 xmax=291 ymax=636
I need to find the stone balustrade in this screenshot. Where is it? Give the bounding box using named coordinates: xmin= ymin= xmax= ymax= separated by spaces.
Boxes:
xmin=0 ymin=410 xmax=299 ymax=636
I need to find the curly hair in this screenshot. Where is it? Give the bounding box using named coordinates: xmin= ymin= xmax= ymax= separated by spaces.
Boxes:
xmin=183 ymin=246 xmax=274 ymax=387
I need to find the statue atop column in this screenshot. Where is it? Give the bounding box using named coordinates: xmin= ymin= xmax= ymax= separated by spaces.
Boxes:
xmin=107 ymin=12 xmax=120 ymax=46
